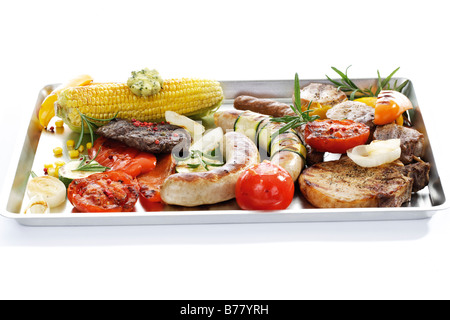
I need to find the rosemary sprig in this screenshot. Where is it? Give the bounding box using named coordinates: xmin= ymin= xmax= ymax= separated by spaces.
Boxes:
xmin=73 ymin=146 xmax=110 ymax=172
xmin=270 ymin=73 xmax=319 ymax=134
xmin=326 ymin=65 xmax=410 ymax=100
xmin=75 ymin=111 xmax=119 ymax=149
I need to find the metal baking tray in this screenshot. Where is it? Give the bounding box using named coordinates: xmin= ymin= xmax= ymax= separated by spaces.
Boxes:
xmin=1 ymin=78 xmax=448 ymax=226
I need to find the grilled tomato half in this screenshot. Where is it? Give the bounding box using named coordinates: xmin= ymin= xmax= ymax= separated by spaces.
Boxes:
xmin=68 ymin=171 xmax=140 ymax=212
xmin=304 ymin=119 xmax=370 ymax=154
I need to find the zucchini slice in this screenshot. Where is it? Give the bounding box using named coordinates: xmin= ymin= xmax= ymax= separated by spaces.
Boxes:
xmin=271 ymin=132 xmax=303 ymax=155
xmin=58 ymin=160 xmax=101 ymax=188
xmin=256 ymin=121 xmax=284 ymax=156
xmin=234 ymin=111 xmax=267 ymax=142
xmin=270 ymin=148 xmax=307 ymax=162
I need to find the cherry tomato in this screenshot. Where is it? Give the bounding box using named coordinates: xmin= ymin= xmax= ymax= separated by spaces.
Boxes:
xmin=235 ymin=161 xmax=294 ymax=210
xmin=67 ymin=171 xmax=140 ymax=212
xmin=89 ymin=137 xmax=157 ymax=177
xmin=304 ymin=119 xmax=370 ymax=154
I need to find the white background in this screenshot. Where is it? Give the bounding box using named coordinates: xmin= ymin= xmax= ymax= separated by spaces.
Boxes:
xmin=1 ymin=0 xmax=449 ymax=300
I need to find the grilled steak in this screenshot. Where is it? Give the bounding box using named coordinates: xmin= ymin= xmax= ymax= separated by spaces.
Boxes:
xmin=373 ymin=123 xmax=425 ymax=164
xmin=401 ymin=161 xmax=431 ymax=192
xmin=96 ymin=118 xmax=191 ymax=154
xmin=299 ymin=156 xmax=414 ymax=208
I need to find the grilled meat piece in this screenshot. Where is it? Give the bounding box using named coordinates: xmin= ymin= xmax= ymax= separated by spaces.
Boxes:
xmin=326 ymin=101 xmax=375 ymax=129
xmin=373 ymin=123 xmax=425 ymax=164
xmin=299 ymin=156 xmax=414 ymax=208
xmin=401 ymin=161 xmax=431 ymax=192
xmin=296 ymin=123 xmax=324 ymax=166
xmin=305 ymin=146 xmax=325 ymax=166
xmin=96 ymin=118 xmax=191 ymax=154
xmin=295 ymin=83 xmax=348 ymax=109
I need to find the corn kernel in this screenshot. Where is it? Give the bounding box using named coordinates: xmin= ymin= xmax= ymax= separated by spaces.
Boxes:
xmin=86 ymin=142 xmax=92 ymax=150
xmin=44 ymin=163 xmax=54 ymax=169
xmin=47 ymin=167 xmax=57 ymax=177
xmin=69 ymin=149 xmax=79 ymax=159
xmin=54 ymin=161 xmax=66 ymax=167
xmin=53 ymin=147 xmax=63 ymax=156
xmin=55 ymin=120 xmax=64 ymax=128
xmin=66 ymin=140 xmax=75 ymax=148
xmin=78 ymin=145 xmax=85 ymax=153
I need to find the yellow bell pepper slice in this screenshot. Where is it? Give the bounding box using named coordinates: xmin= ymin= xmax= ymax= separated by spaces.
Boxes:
xmin=38 ymin=74 xmax=93 ymax=128
xmin=354 ymin=97 xmax=378 ymax=108
xmin=301 ymin=101 xmax=331 ymax=119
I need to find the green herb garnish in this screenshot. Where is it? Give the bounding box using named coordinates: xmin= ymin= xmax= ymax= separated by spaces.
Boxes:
xmin=270 ymin=73 xmax=320 ymax=134
xmin=176 ymin=149 xmax=224 ymax=171
xmin=326 ymin=66 xmax=409 ymax=100
xmin=73 ymin=146 xmax=110 ymax=172
xmin=187 ymin=150 xmax=224 ymax=171
xmin=75 ymin=111 xmax=119 ymax=149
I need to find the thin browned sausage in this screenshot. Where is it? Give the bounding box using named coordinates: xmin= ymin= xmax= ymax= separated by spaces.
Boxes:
xmin=234 ymin=95 xmax=295 ymax=118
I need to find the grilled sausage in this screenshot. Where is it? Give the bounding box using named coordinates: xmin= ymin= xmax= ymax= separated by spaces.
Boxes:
xmin=214 ymin=110 xmax=306 ymax=180
xmin=160 ymin=132 xmax=259 ymax=207
xmin=234 ymin=95 xmax=294 ymax=117
xmin=232 ymin=95 xmax=325 ymax=166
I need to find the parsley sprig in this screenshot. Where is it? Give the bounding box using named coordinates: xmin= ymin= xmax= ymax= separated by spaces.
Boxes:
xmin=270 ymin=73 xmax=319 ymax=134
xmin=326 ymin=66 xmax=409 ymax=100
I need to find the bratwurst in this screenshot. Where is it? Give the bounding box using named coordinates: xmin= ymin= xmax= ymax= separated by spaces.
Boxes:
xmin=160 ymin=132 xmax=259 ymax=207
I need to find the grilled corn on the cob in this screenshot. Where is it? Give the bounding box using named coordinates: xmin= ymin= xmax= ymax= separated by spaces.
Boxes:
xmin=39 ymin=74 xmax=93 ymax=128
xmin=56 ymin=78 xmax=224 ymax=132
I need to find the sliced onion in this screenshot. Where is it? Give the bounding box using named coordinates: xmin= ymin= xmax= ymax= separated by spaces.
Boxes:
xmin=191 ymin=127 xmax=224 ymax=156
xmin=24 ymin=195 xmax=50 ymax=214
xmin=347 ymin=139 xmax=401 ymax=167
xmin=26 ymin=175 xmax=66 ymax=208
xmin=165 ymin=110 xmax=205 ymax=143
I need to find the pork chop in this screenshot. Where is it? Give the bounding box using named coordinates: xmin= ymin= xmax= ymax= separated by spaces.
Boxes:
xmin=299 ymin=156 xmax=413 ymax=208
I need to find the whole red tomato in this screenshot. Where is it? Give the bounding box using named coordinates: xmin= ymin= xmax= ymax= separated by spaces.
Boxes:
xmin=235 ymin=161 xmax=294 ymax=210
